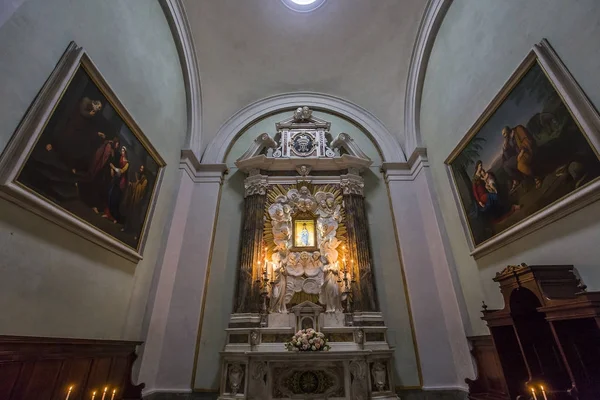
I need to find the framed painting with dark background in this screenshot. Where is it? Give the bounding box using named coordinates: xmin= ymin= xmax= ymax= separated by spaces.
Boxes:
xmin=446 ymin=39 xmax=600 ymax=258
xmin=0 ymin=42 xmax=165 ymax=261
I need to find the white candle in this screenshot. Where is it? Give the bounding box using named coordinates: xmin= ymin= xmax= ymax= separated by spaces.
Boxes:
xmin=91 ymin=391 xmax=96 ymax=400
xmin=65 ymin=386 xmax=73 ymax=400
xmin=540 ymin=386 xmax=548 ymax=400
xmin=101 ymin=387 xmax=108 ymax=400
xmin=531 ymin=388 xmax=538 ymax=400
xmin=110 ymin=389 xmax=116 ymax=400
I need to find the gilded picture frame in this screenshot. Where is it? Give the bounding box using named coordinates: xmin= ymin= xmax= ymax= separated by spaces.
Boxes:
xmin=445 ymin=39 xmax=600 ymax=258
xmin=0 ymin=42 xmax=166 ymax=262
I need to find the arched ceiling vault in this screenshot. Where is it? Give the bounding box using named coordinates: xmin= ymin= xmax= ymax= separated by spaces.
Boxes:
xmin=183 ymin=0 xmax=429 ymax=156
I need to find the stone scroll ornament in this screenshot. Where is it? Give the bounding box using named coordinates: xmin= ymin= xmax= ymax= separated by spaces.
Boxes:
xmin=263 ymin=184 xmax=346 ymax=313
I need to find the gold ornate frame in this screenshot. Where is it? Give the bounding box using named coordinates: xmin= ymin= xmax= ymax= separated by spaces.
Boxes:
xmin=445 ymin=39 xmax=600 ymax=258
xmin=0 ymin=42 xmax=166 ymax=262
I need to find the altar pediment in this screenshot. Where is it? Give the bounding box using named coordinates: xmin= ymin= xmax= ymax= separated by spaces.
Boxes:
xmin=235 ymin=106 xmax=372 ymax=173
xmin=290 ymin=300 xmax=324 ymax=315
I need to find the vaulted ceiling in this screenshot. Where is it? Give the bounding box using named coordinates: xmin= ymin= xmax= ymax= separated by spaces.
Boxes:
xmin=184 ymin=0 xmax=428 ymax=154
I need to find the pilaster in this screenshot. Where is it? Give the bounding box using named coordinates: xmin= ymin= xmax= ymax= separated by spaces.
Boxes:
xmin=382 ymin=148 xmax=473 ymax=391
xmin=139 ymin=150 xmax=227 ymax=393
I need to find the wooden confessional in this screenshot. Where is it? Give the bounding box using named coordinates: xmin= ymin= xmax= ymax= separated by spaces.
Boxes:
xmin=466 ymin=264 xmax=600 ymax=400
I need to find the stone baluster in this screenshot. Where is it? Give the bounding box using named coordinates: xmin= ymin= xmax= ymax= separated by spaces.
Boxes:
xmin=341 ymin=170 xmax=378 ymax=312
xmin=234 ymin=169 xmax=268 ymax=314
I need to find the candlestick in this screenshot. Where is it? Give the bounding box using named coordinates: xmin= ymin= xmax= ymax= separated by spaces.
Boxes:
xmin=110 ymin=389 xmax=116 ymax=400
xmin=65 ymin=386 xmax=73 ymax=400
xmin=540 ymin=386 xmax=548 ymax=400
xmin=101 ymin=387 xmax=108 ymax=400
xmin=531 ymin=387 xmax=538 ymax=400
xmin=91 ymin=391 xmax=96 ymax=400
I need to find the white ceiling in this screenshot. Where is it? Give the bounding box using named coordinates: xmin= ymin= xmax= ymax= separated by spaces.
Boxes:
xmin=184 ymin=0 xmax=428 ymax=154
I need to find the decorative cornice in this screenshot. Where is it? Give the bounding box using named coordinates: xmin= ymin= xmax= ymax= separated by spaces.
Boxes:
xmin=404 ymin=0 xmax=452 ymax=156
xmin=160 ymin=0 xmax=203 ymax=159
xmin=381 ymin=147 xmax=428 ymax=182
xmin=180 ymin=149 xmax=227 ymax=184
xmin=202 ymin=92 xmax=406 ymax=164
xmin=494 ymin=263 xmax=529 ymax=280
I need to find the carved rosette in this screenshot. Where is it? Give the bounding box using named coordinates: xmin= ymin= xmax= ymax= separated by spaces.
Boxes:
xmin=340 ymin=174 xmax=364 ymax=196
xmin=244 ymin=174 xmax=269 ymax=198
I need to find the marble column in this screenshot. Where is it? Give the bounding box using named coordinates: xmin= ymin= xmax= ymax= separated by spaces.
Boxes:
xmin=341 ymin=171 xmax=378 ymax=312
xmin=234 ymin=170 xmax=268 ymax=314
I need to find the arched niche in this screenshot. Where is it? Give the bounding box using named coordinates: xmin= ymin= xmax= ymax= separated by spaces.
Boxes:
xmin=193 ymin=106 xmax=420 ymax=391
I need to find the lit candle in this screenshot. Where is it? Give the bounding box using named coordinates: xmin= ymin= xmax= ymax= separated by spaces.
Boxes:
xmin=101 ymin=387 xmax=108 ymax=400
xmin=65 ymin=386 xmax=73 ymax=400
xmin=531 ymin=387 xmax=538 ymax=400
xmin=91 ymin=391 xmax=96 ymax=400
xmin=540 ymin=386 xmax=548 ymax=400
xmin=110 ymin=389 xmax=116 ymax=400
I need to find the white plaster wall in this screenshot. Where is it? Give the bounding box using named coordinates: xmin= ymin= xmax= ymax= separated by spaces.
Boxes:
xmin=185 ymin=0 xmax=428 ymax=153
xmin=193 ymin=111 xmax=419 ymax=390
xmin=0 ymin=0 xmax=187 ymax=339
xmin=419 ymin=0 xmax=600 ymax=335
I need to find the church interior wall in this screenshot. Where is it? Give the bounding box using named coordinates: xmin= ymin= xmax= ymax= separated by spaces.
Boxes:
xmin=0 ymin=0 xmax=187 ymax=340
xmin=419 ymin=0 xmax=600 ymax=336
xmin=192 ymin=110 xmax=420 ymax=390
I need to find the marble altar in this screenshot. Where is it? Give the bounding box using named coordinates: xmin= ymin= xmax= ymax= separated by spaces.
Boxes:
xmin=218 ymin=107 xmax=399 ymax=400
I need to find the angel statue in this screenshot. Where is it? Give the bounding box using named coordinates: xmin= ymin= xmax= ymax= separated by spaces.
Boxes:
xmin=269 ymin=252 xmax=288 ymax=313
xmin=268 ymin=202 xmax=292 ymax=250
xmin=319 ymin=260 xmax=343 ymax=313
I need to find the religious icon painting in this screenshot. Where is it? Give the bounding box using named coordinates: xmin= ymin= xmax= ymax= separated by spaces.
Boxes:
xmin=294 ymin=219 xmax=316 ymax=248
xmin=0 ymin=42 xmax=165 ymax=261
xmin=446 ymin=39 xmax=600 ymax=258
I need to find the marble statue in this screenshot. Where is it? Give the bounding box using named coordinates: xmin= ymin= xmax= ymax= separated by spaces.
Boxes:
xmin=267 ymin=186 xmax=344 ymax=314
xmin=319 ymin=260 xmax=344 ymax=312
xmin=268 ymin=202 xmax=292 ymax=251
xmin=270 ymin=254 xmax=288 ymax=314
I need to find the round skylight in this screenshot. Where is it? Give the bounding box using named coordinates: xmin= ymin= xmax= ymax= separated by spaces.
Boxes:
xmin=281 ymin=0 xmax=326 ymax=13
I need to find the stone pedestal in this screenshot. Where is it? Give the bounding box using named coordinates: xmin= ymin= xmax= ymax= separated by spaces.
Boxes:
xmin=218 ymin=351 xmax=399 ymax=400
xmin=219 ymin=303 xmax=398 ymax=399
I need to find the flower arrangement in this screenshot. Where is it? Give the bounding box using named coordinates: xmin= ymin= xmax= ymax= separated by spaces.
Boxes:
xmin=285 ymin=328 xmax=330 ymax=352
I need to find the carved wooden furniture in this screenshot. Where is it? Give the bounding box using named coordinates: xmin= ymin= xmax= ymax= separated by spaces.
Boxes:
xmin=467 ymin=264 xmax=600 ymax=400
xmin=466 ymin=335 xmax=509 ymax=400
xmin=0 ymin=335 xmax=143 ymax=400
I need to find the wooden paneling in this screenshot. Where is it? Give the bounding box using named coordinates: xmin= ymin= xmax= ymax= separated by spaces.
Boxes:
xmin=0 ymin=336 xmax=143 ymax=400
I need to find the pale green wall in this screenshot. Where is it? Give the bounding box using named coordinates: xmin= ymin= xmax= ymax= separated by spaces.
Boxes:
xmin=193 ymin=110 xmax=419 ymax=389
xmin=420 ymin=0 xmax=600 ymax=335
xmin=0 ymin=0 xmax=187 ymax=339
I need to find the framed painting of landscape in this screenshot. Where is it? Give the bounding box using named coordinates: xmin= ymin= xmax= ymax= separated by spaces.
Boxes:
xmin=446 ymin=39 xmax=600 ymax=258
xmin=0 ymin=42 xmax=165 ymax=261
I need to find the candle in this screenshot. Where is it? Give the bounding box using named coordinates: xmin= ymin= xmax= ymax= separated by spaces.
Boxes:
xmin=540 ymin=386 xmax=548 ymax=400
xmin=65 ymin=386 xmax=73 ymax=400
xmin=110 ymin=389 xmax=116 ymax=400
xmin=101 ymin=387 xmax=108 ymax=400
xmin=91 ymin=391 xmax=96 ymax=400
xmin=531 ymin=387 xmax=538 ymax=400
